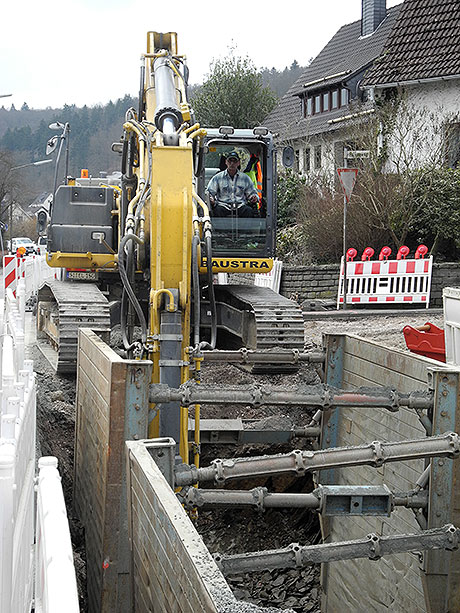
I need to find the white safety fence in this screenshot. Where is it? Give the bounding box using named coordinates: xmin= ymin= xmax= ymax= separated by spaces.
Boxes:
xmin=254 ymin=258 xmax=283 ymax=293
xmin=0 ymin=278 xmax=78 ymax=613
xmin=35 ymin=458 xmax=79 ymax=613
xmin=444 ymin=287 xmax=460 ymax=365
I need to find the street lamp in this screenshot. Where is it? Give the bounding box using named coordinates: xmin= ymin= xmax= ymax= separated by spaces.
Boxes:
xmin=10 ymin=159 xmax=53 ymax=171
xmin=2 ymin=159 xmax=53 ymax=243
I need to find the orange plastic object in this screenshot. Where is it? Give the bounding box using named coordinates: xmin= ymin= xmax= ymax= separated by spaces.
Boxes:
xmin=361 ymin=247 xmax=374 ymax=261
xmin=397 ymin=246 xmax=410 ymax=260
xmin=403 ymin=322 xmax=446 ymax=362
xmin=81 ymin=169 xmax=89 ymax=178
xmin=346 ymin=247 xmax=357 ymax=261
xmin=415 ymin=244 xmax=428 ymax=259
xmin=379 ymin=246 xmax=392 ymax=260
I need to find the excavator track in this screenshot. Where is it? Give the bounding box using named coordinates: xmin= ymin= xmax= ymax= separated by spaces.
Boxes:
xmin=36 ymin=280 xmax=111 ymax=373
xmin=215 ymin=285 xmax=305 ymax=373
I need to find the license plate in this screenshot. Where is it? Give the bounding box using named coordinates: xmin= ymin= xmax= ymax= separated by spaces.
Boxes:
xmin=67 ymin=271 xmax=97 ymax=280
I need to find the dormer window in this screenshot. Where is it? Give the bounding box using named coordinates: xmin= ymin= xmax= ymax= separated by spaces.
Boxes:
xmin=304 ymin=86 xmax=351 ymax=117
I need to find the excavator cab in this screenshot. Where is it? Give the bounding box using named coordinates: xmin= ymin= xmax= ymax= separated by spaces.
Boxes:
xmin=196 ymin=127 xmax=276 ymax=261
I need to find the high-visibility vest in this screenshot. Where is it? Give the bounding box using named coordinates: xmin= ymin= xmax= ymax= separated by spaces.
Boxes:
xmin=245 ymin=155 xmax=263 ymax=210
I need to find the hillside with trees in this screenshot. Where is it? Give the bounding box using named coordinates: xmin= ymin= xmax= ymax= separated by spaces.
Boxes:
xmin=0 ymin=60 xmax=305 ymax=178
xmin=0 ymin=59 xmax=305 ymax=226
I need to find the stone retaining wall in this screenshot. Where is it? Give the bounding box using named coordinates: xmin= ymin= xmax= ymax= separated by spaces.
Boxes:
xmin=279 ymin=262 xmax=460 ymax=307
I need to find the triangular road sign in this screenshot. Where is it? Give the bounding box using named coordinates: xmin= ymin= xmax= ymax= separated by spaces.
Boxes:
xmin=337 ymin=168 xmax=358 ymax=203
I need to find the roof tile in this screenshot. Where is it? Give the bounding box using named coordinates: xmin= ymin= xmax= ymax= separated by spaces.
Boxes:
xmin=264 ymin=4 xmax=401 ymax=140
xmin=363 ymin=0 xmax=460 ymax=86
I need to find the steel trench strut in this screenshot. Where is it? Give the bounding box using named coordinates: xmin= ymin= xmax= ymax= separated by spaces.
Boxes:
xmin=214 ymin=524 xmax=459 ymax=576
xmin=149 ymin=382 xmax=433 ymax=411
xmin=174 ymin=432 xmax=460 ymax=487
xmin=195 ymin=348 xmax=326 ymax=365
xmin=178 ymin=485 xmax=427 ymax=512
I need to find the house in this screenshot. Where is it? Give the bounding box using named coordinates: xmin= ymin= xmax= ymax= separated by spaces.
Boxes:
xmin=27 ymin=192 xmax=52 ymax=233
xmin=362 ymin=0 xmax=460 ymax=170
xmin=264 ymin=0 xmax=402 ymax=175
xmin=265 ymin=0 xmax=460 ymax=177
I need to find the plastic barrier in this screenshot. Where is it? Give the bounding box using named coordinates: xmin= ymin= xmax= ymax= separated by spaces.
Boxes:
xmin=443 ymin=287 xmax=460 ymax=365
xmin=254 ymin=259 xmax=283 ymax=293
xmin=3 ymin=254 xmax=62 ymax=302
xmin=35 ymin=457 xmax=79 ymax=613
xmin=3 ymin=255 xmax=18 ymax=297
xmin=0 ymin=283 xmax=35 ymax=613
xmin=338 ymin=252 xmax=433 ymax=308
xmin=0 ymin=277 xmax=77 ymax=612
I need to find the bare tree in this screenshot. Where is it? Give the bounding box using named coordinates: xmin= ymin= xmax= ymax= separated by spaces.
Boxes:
xmin=276 ymin=93 xmax=460 ymax=262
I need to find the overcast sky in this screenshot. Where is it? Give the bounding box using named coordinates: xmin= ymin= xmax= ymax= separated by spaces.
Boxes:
xmin=1 ymin=0 xmax=402 ymax=110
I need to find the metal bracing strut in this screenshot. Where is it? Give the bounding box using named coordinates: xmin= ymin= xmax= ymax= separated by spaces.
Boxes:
xmin=178 ymin=484 xmax=427 ymax=514
xmin=174 ymin=432 xmax=460 ymax=487
xmin=214 ymin=524 xmax=459 ymax=576
xmin=195 ymin=348 xmax=326 ymax=365
xmin=150 ymin=382 xmax=433 ymax=411
xmin=190 ymin=418 xmax=321 ymax=445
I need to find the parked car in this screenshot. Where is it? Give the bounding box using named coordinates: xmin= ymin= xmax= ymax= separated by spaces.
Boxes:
xmin=10 ymin=237 xmax=37 ymax=255
xmin=36 ymin=236 xmax=47 ymax=255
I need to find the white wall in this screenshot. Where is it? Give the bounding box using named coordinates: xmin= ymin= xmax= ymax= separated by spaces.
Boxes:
xmin=382 ymin=79 xmax=460 ymax=172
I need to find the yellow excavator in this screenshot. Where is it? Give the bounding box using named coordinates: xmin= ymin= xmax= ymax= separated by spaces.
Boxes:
xmin=37 ymin=31 xmax=304 ymax=463
xmin=36 ymin=33 xmax=460 ymax=613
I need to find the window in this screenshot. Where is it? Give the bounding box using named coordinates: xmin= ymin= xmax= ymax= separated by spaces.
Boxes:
xmin=322 ymin=92 xmax=329 ymax=112
xmin=341 ymin=88 xmax=350 ymax=106
xmin=446 ymin=123 xmax=460 ymax=168
xmin=304 ymin=148 xmax=311 ymax=172
xmin=314 ymin=145 xmax=322 ymax=169
xmin=295 ymin=149 xmax=300 ymax=172
xmin=314 ymin=95 xmax=321 ymax=114
xmin=331 ymin=90 xmax=339 ymax=109
xmin=306 ymin=98 xmax=313 ymax=116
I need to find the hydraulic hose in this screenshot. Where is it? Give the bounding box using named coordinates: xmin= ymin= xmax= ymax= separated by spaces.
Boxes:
xmin=119 ymin=238 xmax=137 ymax=352
xmin=192 ymin=234 xmax=201 ymax=347
xmin=120 ymin=286 xmax=130 ymax=351
xmin=205 ymin=232 xmax=217 ymax=349
xmin=118 ymin=233 xmax=148 ymax=348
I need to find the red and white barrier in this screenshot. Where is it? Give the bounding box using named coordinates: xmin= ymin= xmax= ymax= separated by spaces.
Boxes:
xmin=3 ymin=254 xmax=62 ymax=301
xmin=337 ymin=256 xmax=433 ymax=308
xmin=3 ymin=255 xmax=18 ymax=297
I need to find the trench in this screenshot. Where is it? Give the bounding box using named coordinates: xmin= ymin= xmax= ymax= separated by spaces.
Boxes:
xmin=31 ymin=325 xmax=323 ymax=612
xmin=31 ymin=310 xmax=445 ymax=612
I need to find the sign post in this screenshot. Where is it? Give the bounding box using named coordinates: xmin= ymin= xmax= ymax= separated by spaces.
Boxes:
xmin=337 ymin=168 xmax=358 ymax=310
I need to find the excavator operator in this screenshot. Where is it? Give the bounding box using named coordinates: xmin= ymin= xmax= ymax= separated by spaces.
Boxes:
xmin=207 ymin=151 xmax=259 ymax=218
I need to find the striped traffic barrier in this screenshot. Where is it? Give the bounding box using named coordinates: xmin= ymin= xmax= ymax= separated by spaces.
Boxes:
xmin=338 ymin=253 xmax=433 ymax=308
xmin=3 ymin=255 xmax=17 ymax=297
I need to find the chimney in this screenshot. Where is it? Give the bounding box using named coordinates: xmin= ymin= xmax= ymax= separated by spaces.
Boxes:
xmin=361 ymin=0 xmax=387 ymax=36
